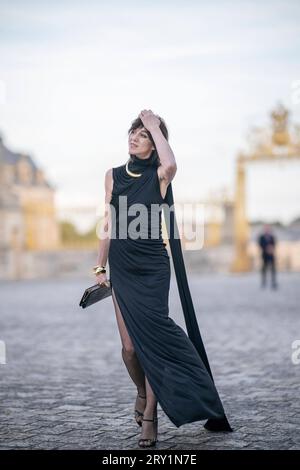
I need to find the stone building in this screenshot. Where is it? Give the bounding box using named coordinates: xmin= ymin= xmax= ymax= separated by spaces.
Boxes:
xmin=0 ymin=134 xmax=61 ymax=279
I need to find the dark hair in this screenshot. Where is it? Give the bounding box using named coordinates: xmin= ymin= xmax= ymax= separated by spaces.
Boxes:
xmin=127 ymin=115 xmax=169 ymax=150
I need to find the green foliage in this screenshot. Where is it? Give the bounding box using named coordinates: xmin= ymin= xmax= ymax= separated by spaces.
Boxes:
xmin=59 ymin=220 xmax=97 ymax=247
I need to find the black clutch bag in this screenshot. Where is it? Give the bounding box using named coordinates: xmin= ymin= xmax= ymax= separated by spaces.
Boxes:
xmin=79 ymin=280 xmax=112 ymax=308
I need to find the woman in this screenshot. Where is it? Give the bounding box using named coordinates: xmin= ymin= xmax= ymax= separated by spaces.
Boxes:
xmin=94 ymin=110 xmax=232 ymax=448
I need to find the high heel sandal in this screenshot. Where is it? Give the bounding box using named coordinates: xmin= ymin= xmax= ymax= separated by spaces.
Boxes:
xmin=138 ymin=416 xmax=158 ymax=448
xmin=134 ymin=394 xmax=146 ymax=427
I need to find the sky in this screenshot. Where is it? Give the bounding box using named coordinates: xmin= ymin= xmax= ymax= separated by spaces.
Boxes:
xmin=1 ymin=0 xmax=300 ymax=231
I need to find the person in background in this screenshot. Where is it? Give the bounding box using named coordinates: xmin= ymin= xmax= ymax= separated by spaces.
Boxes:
xmin=257 ymin=224 xmax=278 ymax=289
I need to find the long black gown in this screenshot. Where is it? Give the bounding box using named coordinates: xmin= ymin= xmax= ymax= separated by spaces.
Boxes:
xmin=108 ymin=150 xmax=232 ymax=431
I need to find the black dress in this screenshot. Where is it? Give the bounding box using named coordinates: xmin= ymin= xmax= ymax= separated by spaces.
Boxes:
xmin=108 ymin=150 xmax=232 ymax=431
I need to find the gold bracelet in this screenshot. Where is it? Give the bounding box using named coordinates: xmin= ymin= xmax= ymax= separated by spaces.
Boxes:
xmin=93 ymin=265 xmax=106 ymax=275
xmin=94 ymin=268 xmax=106 ymax=275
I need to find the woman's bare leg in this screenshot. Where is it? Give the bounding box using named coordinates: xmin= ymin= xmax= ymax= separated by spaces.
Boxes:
xmin=144 ymin=375 xmax=158 ymax=416
xmin=139 ymin=375 xmax=158 ymax=444
xmin=111 ymin=287 xmax=146 ymax=400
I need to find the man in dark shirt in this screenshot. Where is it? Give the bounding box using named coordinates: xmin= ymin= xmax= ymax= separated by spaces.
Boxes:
xmin=257 ymin=224 xmax=278 ymax=289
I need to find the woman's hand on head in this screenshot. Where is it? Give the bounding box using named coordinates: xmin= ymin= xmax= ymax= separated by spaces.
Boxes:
xmin=139 ymin=109 xmax=160 ymax=131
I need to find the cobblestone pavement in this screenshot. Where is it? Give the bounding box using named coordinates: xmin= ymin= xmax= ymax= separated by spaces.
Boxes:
xmin=0 ymin=272 xmax=299 ymax=450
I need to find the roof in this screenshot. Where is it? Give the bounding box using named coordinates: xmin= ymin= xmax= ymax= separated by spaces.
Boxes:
xmin=0 ymin=134 xmax=53 ymax=189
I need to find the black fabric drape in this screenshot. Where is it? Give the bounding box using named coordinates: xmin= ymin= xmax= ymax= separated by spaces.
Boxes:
xmin=163 ymin=181 xmax=232 ymax=432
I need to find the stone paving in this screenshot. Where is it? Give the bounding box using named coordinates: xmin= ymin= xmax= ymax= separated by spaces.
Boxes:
xmin=0 ymin=272 xmax=299 ymax=450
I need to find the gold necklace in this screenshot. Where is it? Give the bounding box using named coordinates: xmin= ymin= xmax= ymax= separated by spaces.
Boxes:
xmin=125 ymin=159 xmax=142 ymax=177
